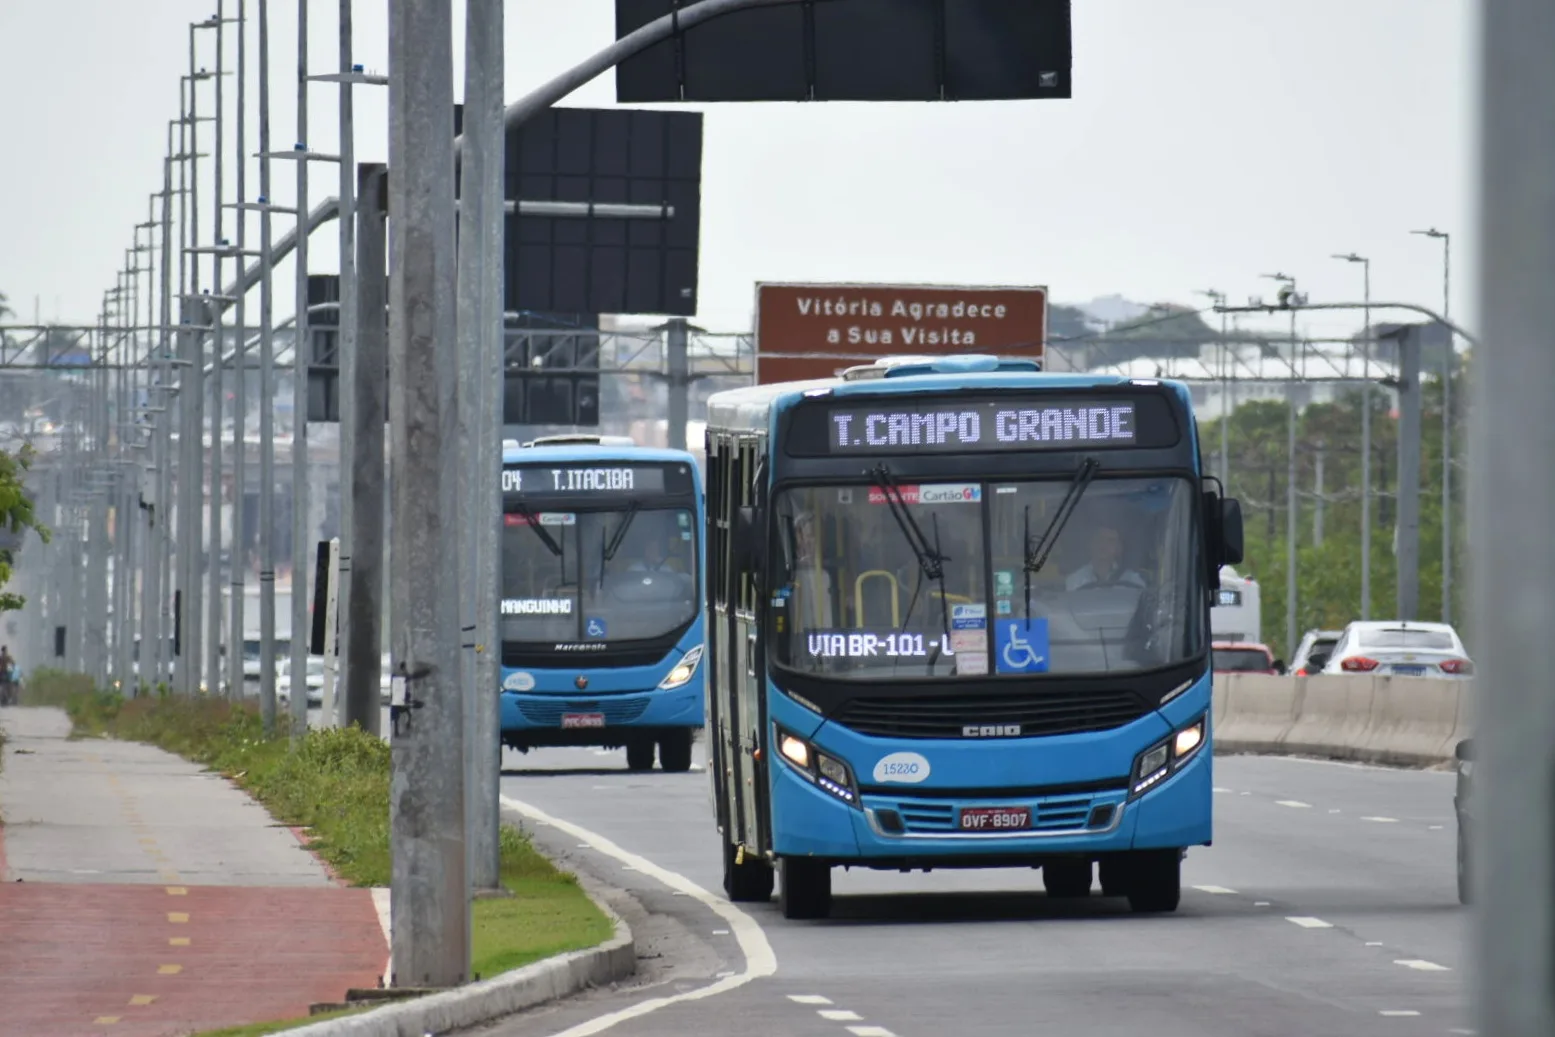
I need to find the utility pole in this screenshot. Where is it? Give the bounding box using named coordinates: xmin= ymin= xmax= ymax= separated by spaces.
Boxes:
xmin=1312 ymin=442 xmax=1324 ymax=547
xmin=1261 ymin=272 xmax=1301 ymax=658
xmin=1393 ymin=324 xmax=1422 ymax=621
xmin=456 ymin=0 xmax=505 ymax=893
xmin=287 ymin=0 xmax=317 ymax=738
xmin=227 ymin=0 xmax=250 ymax=706
xmin=1411 ymin=227 xmax=1453 ymax=625
xmin=345 ymin=162 xmax=386 ymax=735
xmin=1192 ymin=289 xmax=1230 ymax=488
xmin=1473 ymin=4 xmax=1555 ymax=1030
xmin=204 ymin=6 xmax=230 ymax=699
xmin=387 ymin=0 xmax=469 ymax=987
xmin=1331 ymin=252 xmax=1372 ymax=619
xmin=257 ymin=0 xmax=279 ymax=733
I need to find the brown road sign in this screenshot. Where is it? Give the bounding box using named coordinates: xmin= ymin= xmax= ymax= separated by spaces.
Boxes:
xmin=753 ymin=282 xmax=1048 ymax=385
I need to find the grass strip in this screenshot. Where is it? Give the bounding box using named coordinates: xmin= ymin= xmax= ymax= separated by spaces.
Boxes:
xmin=24 ymin=669 xmax=614 ymax=1034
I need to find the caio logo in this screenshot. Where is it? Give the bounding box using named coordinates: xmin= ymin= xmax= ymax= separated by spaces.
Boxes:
xmin=963 ymin=724 xmax=1021 ymax=738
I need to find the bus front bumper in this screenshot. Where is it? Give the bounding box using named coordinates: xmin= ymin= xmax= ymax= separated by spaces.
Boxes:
xmin=500 ymin=685 xmax=703 ymax=745
xmin=768 ymin=744 xmax=1212 ymax=865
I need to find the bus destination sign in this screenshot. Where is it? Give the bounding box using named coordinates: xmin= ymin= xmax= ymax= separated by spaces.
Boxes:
xmin=825 ymin=400 xmax=1138 ymax=454
xmin=501 ymin=465 xmax=668 ymax=495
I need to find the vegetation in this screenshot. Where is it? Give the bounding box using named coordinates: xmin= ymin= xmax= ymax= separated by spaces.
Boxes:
xmin=0 ymin=441 xmax=48 ymax=611
xmin=1199 ymin=366 xmax=1466 ymax=659
xmin=22 ymin=679 xmax=612 ymax=1009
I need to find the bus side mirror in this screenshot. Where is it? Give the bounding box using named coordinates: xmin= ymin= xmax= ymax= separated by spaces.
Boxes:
xmin=735 ymin=506 xmax=766 ymax=575
xmin=1220 ymin=498 xmax=1245 ymax=566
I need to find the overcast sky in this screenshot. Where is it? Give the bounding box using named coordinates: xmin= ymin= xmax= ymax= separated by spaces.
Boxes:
xmin=0 ymin=1 xmax=1475 ymax=343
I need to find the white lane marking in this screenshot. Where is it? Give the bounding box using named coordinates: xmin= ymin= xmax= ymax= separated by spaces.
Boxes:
xmin=1212 ymin=787 xmax=1233 ymax=793
xmin=1328 ymin=809 xmax=1341 ymax=814
xmin=1429 ymin=824 xmax=1444 ymax=830
xmin=1254 ymin=901 xmax=1271 ymax=907
xmin=500 ymin=794 xmax=777 ymax=1036
xmin=1394 ymin=959 xmax=1451 ymax=971
xmin=820 ymin=1009 xmax=864 ymax=1021
xmin=1366 ymin=941 xmax=1384 ymax=947
xmin=712 ymin=929 xmax=730 ymax=935
xmin=847 ymin=1028 xmax=897 ymax=1037
xmin=716 ymin=971 xmax=735 ymax=978
xmin=1192 ymin=885 xmax=1238 ymax=895
xmin=1276 ymin=800 xmax=1311 ymax=808
xmin=788 ymin=995 xmax=833 ymax=1005
xmin=1450 ymin=1029 xmax=1478 ymax=1035
xmin=1378 ymin=1010 xmax=1420 ymax=1017
xmin=1362 ymin=816 xmax=1400 ymax=823
xmin=1286 ymin=916 xmax=1333 ymax=928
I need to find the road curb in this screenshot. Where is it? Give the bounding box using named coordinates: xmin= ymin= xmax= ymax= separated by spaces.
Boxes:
xmin=279 ymin=883 xmax=636 ymax=1036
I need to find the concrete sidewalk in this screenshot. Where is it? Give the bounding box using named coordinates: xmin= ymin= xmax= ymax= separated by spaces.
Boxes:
xmin=0 ymin=706 xmax=389 ymax=1037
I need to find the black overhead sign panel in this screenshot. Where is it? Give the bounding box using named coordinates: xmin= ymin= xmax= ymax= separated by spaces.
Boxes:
xmin=614 ymin=0 xmax=1072 ymax=103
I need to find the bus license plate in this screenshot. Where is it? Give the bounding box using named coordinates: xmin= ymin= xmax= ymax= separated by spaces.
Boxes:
xmin=958 ymin=806 xmax=1031 ymax=831
xmin=561 ymin=713 xmax=605 ymax=729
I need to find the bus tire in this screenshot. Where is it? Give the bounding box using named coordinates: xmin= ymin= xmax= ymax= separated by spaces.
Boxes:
xmin=779 ymin=857 xmax=832 ymax=920
xmin=723 ymin=842 xmax=773 ymax=902
xmin=626 ymin=740 xmax=656 ymax=772
xmin=1043 ymin=858 xmax=1093 ymax=898
xmin=658 ymin=730 xmax=693 ymax=773
xmin=1125 ymin=849 xmax=1182 ymax=913
xmin=1098 ymin=856 xmax=1129 ymax=897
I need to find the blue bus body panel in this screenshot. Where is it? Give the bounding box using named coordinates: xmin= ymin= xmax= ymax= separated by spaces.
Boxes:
xmin=498 ymin=443 xmax=707 ymax=745
xmin=767 ymin=675 xmax=1213 ymax=861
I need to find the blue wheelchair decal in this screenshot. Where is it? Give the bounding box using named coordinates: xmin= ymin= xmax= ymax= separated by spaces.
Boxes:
xmin=994 ymin=619 xmax=1050 ymax=674
xmin=585 ymin=617 xmax=608 ymax=639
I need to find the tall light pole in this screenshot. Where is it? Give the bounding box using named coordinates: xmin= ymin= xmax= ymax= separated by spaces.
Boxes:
xmin=1332 ymin=252 xmax=1373 ymax=620
xmin=1410 ymin=227 xmax=1453 ymax=625
xmin=1261 ymin=272 xmax=1301 ymax=660
xmin=1195 ymin=288 xmax=1230 ymax=488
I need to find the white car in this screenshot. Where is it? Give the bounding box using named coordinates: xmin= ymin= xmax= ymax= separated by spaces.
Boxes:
xmin=277 ymin=656 xmax=326 ymax=705
xmin=1320 ymin=620 xmax=1473 ymax=679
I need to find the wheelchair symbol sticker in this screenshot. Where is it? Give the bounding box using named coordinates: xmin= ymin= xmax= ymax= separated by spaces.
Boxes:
xmin=994 ymin=619 xmax=1049 ymax=674
xmin=585 ymin=617 xmax=608 ymax=639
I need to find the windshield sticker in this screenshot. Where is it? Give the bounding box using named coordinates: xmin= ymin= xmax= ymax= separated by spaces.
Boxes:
xmin=837 ymin=488 xmax=854 ymax=504
xmin=501 ymin=598 xmax=573 ymax=616
xmin=949 ymin=629 xmax=987 ymax=655
xmin=950 ymin=604 xmax=986 ymax=630
xmin=585 ymin=617 xmax=608 ymax=639
xmin=994 ymin=570 xmax=1015 ymax=597
xmin=502 ymin=670 xmax=535 ymax=692
xmin=956 ymin=650 xmax=989 ymax=675
xmin=995 ymin=618 xmax=1050 ymax=674
xmin=996 ymin=599 xmax=1013 ymax=615
xmin=872 ymin=751 xmax=930 ymax=784
xmin=866 ymin=483 xmax=981 ymax=505
xmin=539 ymin=512 xmax=576 ymax=526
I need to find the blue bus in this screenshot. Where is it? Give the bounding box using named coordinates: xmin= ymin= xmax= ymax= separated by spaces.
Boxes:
xmin=498 ymin=435 xmax=706 ymax=772
xmin=702 ymin=355 xmax=1244 ymax=919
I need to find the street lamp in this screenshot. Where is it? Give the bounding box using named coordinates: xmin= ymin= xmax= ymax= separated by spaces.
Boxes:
xmin=1260 ymin=273 xmax=1300 ymax=660
xmin=1195 ymin=289 xmax=1230 ymax=487
xmin=1410 ymin=227 xmax=1453 ymax=625
xmin=1332 ymin=252 xmax=1373 ymax=620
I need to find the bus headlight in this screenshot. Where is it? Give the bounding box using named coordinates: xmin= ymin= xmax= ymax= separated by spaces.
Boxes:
xmin=657 ymin=645 xmax=704 ymax=690
xmin=773 ymin=726 xmax=857 ymax=806
xmin=1130 ymin=715 xmax=1207 ymax=799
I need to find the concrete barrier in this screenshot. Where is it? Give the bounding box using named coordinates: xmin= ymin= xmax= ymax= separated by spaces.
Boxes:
xmin=1213 ymin=673 xmax=1473 ymax=768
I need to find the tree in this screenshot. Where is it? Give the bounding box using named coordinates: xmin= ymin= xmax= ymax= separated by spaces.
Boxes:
xmin=0 ymin=444 xmax=51 ymax=612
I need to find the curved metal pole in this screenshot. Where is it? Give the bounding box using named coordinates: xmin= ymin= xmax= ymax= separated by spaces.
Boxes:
xmin=1216 ymin=301 xmax=1480 ymax=351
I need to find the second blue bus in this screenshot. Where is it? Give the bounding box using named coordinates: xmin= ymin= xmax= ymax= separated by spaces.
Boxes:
xmin=498 ymin=435 xmax=706 ymax=771
xmin=702 ymin=355 xmax=1245 ymax=918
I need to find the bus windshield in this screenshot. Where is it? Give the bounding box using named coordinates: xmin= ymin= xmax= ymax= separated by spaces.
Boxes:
xmin=501 ymin=505 xmax=698 ymax=644
xmin=769 ymin=475 xmax=1203 ymax=680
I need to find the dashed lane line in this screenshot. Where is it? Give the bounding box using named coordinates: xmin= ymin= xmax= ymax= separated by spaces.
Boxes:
xmin=847 ymin=1027 xmax=898 ymax=1037
xmin=500 ymin=793 xmax=776 ymax=1037
xmin=789 ymin=995 xmax=834 ymax=1005
xmin=1394 ymin=959 xmax=1451 ymax=971
xmin=820 ymin=1009 xmax=864 ymax=1021
xmin=1378 ymin=1010 xmax=1421 ymax=1017
xmin=1286 ymin=916 xmax=1334 ymax=928
xmin=1361 ymin=816 xmax=1400 ymax=823
xmin=1192 ymin=884 xmax=1238 ymax=895
xmin=1276 ymin=800 xmax=1312 ymax=808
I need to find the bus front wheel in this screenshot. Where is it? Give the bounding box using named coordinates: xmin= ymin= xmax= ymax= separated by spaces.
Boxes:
xmin=723 ymin=842 xmax=773 ymax=902
xmin=1124 ymin=849 xmax=1182 ymax=913
xmin=779 ymin=857 xmax=832 ymax=920
xmin=626 ymin=740 xmax=656 ymax=772
xmin=658 ymin=730 xmax=693 ymax=773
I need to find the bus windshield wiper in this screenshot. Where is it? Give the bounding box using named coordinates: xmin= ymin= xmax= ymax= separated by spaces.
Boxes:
xmin=1022 ymin=457 xmax=1100 ymax=617
xmin=869 ymin=464 xmax=954 ymax=668
xmin=511 ymin=500 xmax=564 ymax=557
xmin=602 ymin=501 xmax=641 ymax=564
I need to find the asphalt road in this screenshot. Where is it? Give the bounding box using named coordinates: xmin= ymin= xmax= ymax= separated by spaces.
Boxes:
xmin=457 ymin=744 xmax=1470 ymax=1037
